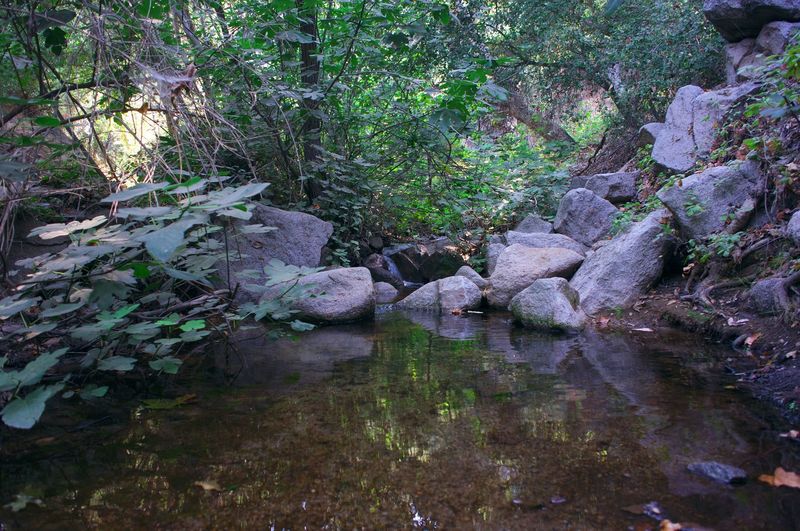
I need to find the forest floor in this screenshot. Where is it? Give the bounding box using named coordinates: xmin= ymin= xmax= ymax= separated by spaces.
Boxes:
xmin=603 ymin=275 xmax=800 ymax=424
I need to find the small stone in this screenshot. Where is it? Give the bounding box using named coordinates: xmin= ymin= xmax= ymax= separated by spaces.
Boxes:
xmin=687 ymin=461 xmax=747 ymax=484
xmin=515 ymin=213 xmax=553 ymax=234
xmin=374 ymin=282 xmax=398 ymax=304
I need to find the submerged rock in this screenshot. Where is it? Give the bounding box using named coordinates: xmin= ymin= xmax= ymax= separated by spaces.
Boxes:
xmin=510 ymin=278 xmax=587 ymax=332
xmin=703 ymin=0 xmax=800 ymax=42
xmin=260 ymin=267 xmax=375 ymax=324
xmin=487 ymin=244 xmax=584 ymax=308
xmin=374 ymin=282 xmax=399 ymax=304
xmin=570 ymin=210 xmax=673 ymax=315
xmin=506 ymin=231 xmax=587 ymax=256
xmin=656 ymin=160 xmax=762 ymax=240
xmin=570 ymin=171 xmax=639 ymax=204
xmin=515 ymin=213 xmax=553 ymax=234
xmin=455 ymin=265 xmax=488 ymax=289
xmin=553 ymin=188 xmax=617 ymax=247
xmin=688 ymin=461 xmax=747 ymax=484
xmin=396 ymin=276 xmax=482 ymax=312
xmin=222 ymin=205 xmax=333 ymax=302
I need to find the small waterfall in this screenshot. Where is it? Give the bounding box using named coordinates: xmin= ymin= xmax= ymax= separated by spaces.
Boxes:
xmin=383 ymin=253 xmax=402 ymax=280
xmin=381 ymin=247 xmax=424 ymax=289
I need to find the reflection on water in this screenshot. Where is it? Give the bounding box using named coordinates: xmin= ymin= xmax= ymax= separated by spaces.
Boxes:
xmin=2 ymin=311 xmax=800 ymax=529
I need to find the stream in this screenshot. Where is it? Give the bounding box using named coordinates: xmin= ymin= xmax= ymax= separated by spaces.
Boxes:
xmin=1 ymin=311 xmax=800 ymax=529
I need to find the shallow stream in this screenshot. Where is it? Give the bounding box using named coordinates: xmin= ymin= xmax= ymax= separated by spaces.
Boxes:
xmin=2 ymin=311 xmax=800 ymax=529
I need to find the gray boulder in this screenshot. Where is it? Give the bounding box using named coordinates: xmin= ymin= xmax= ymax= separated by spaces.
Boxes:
xmin=787 ymin=210 xmax=800 ymax=245
xmin=553 ymin=188 xmax=618 ymax=247
xmin=725 ymin=39 xmax=760 ymax=85
xmin=653 ymin=85 xmax=705 ymax=174
xmin=637 ymin=123 xmax=664 ymax=147
xmin=656 ymin=160 xmax=762 ymax=240
xmin=222 ymin=205 xmax=333 ymax=301
xmin=515 ymin=213 xmax=553 ymax=234
xmin=570 ymin=171 xmax=639 ymax=204
xmin=704 ymin=0 xmax=800 ymax=42
xmin=487 ymin=244 xmax=584 ymax=308
xmin=509 ymin=278 xmax=588 ymax=332
xmin=756 ymin=20 xmax=800 ymax=55
xmin=570 ymin=210 xmax=673 ymax=315
xmin=748 ymin=277 xmax=784 ymax=315
xmin=487 ymin=243 xmax=506 ymax=275
xmin=396 ymin=276 xmax=482 ymax=312
xmin=260 ymin=267 xmax=375 ymax=324
xmin=455 ymin=265 xmax=488 ymax=289
xmin=506 ymin=231 xmax=587 ymax=256
xmin=692 ymin=83 xmax=759 ymax=157
xmin=374 ymin=282 xmax=399 ymax=304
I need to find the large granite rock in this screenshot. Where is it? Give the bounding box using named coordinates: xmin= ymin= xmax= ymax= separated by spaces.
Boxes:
xmin=756 ymin=20 xmax=800 ymax=55
xmin=487 ymin=243 xmax=506 ymax=275
xmin=787 ymin=210 xmax=800 ymax=245
xmin=515 ymin=213 xmax=554 ymax=234
xmin=692 ymin=83 xmax=759 ymax=157
xmin=570 ymin=171 xmax=639 ymax=204
xmin=455 ymin=265 xmax=488 ymax=289
xmin=570 ymin=210 xmax=673 ymax=315
xmin=396 ymin=276 xmax=482 ymax=312
xmin=260 ymin=267 xmax=375 ymax=323
xmin=724 ymin=22 xmax=800 ymax=84
xmin=653 ymin=85 xmax=705 ymax=174
xmin=506 ymin=231 xmax=587 ymax=256
xmin=656 ymin=160 xmax=762 ymax=240
xmin=704 ymin=0 xmax=800 ymax=42
xmin=553 ymin=188 xmax=618 ymax=247
xmin=223 ymin=205 xmax=332 ymax=301
xmin=638 ymin=123 xmax=664 ymax=147
xmin=510 ymin=278 xmax=587 ymax=332
xmin=487 ymin=244 xmax=584 ymax=308
xmin=725 ymin=38 xmax=760 ymax=84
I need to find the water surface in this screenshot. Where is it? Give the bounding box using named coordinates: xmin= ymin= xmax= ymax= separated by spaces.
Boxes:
xmin=2 ymin=311 xmax=800 ymax=529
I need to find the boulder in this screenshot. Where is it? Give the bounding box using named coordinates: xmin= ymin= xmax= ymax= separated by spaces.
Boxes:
xmin=222 ymin=205 xmax=333 ymax=302
xmin=570 ymin=171 xmax=639 ymax=204
xmin=487 ymin=244 xmax=584 ymax=308
xmin=725 ymin=39 xmax=760 ymax=85
xmin=570 ymin=210 xmax=673 ymax=315
xmin=259 ymin=267 xmax=375 ymax=324
xmin=756 ymin=20 xmax=800 ymax=55
xmin=487 ymin=243 xmax=506 ymax=275
xmin=692 ymin=83 xmax=758 ymax=157
xmin=748 ymin=277 xmax=784 ymax=315
xmin=553 ymin=188 xmax=618 ymax=247
xmin=396 ymin=276 xmax=482 ymax=312
xmin=384 ymin=238 xmax=466 ymax=283
xmin=515 ymin=213 xmax=553 ymax=234
xmin=509 ymin=278 xmax=588 ymax=332
xmin=652 ymin=85 xmax=705 ymax=174
xmin=374 ymin=282 xmax=399 ymax=304
xmin=787 ymin=210 xmax=800 ymax=244
xmin=637 ymin=122 xmax=664 ymax=147
xmin=506 ymin=231 xmax=587 ymax=256
xmin=455 ymin=265 xmax=488 ymax=289
xmin=703 ymin=0 xmax=800 ymax=42
xmin=687 ymin=461 xmax=747 ymax=484
xmin=656 ymin=160 xmax=762 ymax=240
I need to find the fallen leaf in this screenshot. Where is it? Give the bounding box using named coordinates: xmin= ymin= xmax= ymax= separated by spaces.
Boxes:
xmin=633 ymin=327 xmax=654 ymax=332
xmin=786 ymin=350 xmax=797 ymax=360
xmin=727 ymin=317 xmax=750 ymax=326
xmin=660 ymin=520 xmax=682 ymax=531
xmin=758 ymin=467 xmax=800 ymax=488
xmin=194 ymin=480 xmax=222 ymax=491
xmin=451 ymin=308 xmax=463 ymax=316
xmin=745 ymin=333 xmax=762 ymax=348
xmin=779 ymin=430 xmax=799 ymax=439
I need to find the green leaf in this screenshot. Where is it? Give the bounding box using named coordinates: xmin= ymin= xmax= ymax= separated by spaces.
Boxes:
xmin=101 ymin=182 xmax=168 ymax=203
xmin=290 ymin=320 xmax=315 ymax=332
xmin=1 ymin=384 xmax=65 ymax=429
xmin=149 ymin=356 xmax=182 ymax=374
xmin=79 ymin=385 xmax=109 ymax=399
xmin=140 ymin=216 xmax=206 ymax=262
xmin=275 ymin=30 xmax=315 ymax=44
xmin=0 ymin=348 xmax=67 ymax=392
xmin=179 ymin=319 xmax=205 ymax=332
xmin=155 ymin=313 xmax=181 ymax=326
xmin=112 ymin=304 xmax=140 ymax=319
xmin=33 ymin=116 xmax=62 ymax=127
xmin=97 ymin=356 xmax=136 ymax=372
xmin=0 ymin=296 xmax=40 ymax=319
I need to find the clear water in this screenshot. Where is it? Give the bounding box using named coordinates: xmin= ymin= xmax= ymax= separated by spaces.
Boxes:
xmin=2 ymin=311 xmax=800 ymax=529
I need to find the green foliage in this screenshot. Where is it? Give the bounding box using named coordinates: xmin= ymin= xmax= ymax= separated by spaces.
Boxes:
xmin=745 ymin=36 xmax=800 ymax=123
xmin=687 ymin=232 xmax=744 ymax=265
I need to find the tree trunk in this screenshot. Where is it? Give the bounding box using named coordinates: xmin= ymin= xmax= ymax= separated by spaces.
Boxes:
xmin=296 ymin=0 xmax=323 ymax=202
xmin=498 ymin=89 xmax=576 ymax=145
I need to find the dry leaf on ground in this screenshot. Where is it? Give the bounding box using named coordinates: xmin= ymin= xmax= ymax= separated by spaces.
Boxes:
xmin=194 ymin=480 xmax=222 ymax=491
xmin=758 ymin=467 xmax=800 ymax=488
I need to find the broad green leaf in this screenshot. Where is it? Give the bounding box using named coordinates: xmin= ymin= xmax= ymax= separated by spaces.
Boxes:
xmin=155 ymin=313 xmax=181 ymax=326
xmin=97 ymin=356 xmax=136 ymax=371
xmin=0 ymin=348 xmax=67 ymax=392
xmin=290 ymin=320 xmax=315 ymax=332
xmin=179 ymin=319 xmax=205 ymax=332
xmin=149 ymin=356 xmax=182 ymax=374
xmin=116 ymin=206 xmax=173 ymax=219
xmin=0 ymin=296 xmax=40 ymax=320
xmin=33 ymin=116 xmax=61 ymax=127
xmin=79 ymin=385 xmax=108 ymax=399
xmin=28 ymin=215 xmax=106 ymax=239
xmin=1 ymin=383 xmax=64 ymax=429
xmin=101 ymin=182 xmax=168 ymax=203
xmin=41 ymin=301 xmax=84 ymax=318
xmin=140 ymin=216 xmax=206 ymax=262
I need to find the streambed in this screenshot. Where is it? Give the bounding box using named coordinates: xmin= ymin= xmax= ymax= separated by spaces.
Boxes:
xmin=1 ymin=311 xmax=799 ymax=529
